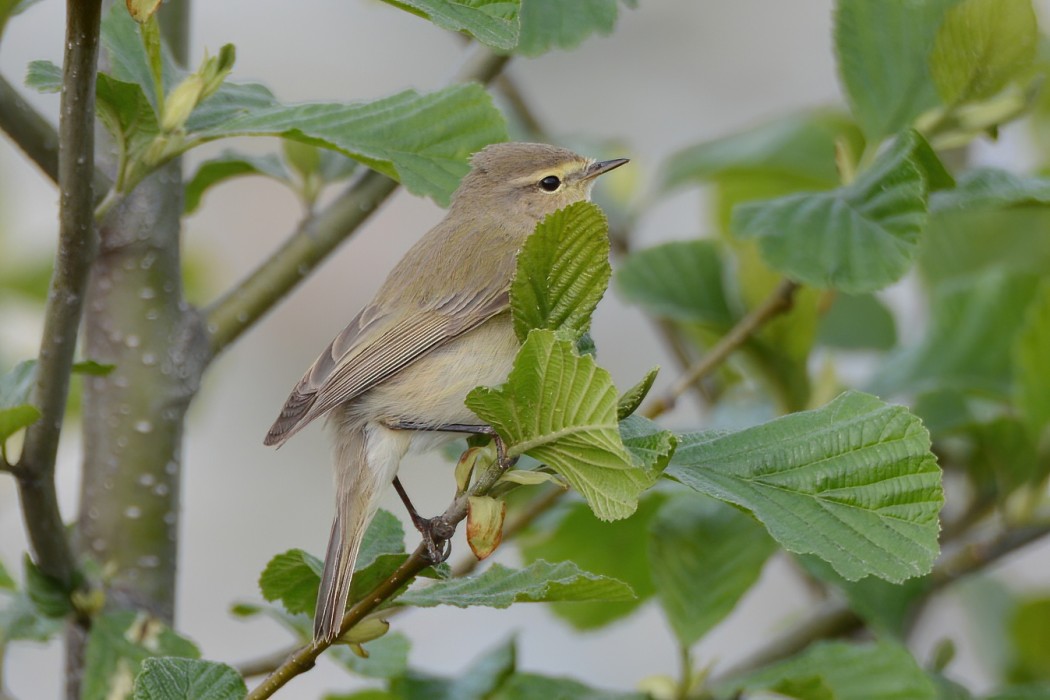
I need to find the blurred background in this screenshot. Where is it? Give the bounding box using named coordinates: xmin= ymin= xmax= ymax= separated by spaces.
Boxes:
xmin=2 ymin=1 xmax=1049 ymax=697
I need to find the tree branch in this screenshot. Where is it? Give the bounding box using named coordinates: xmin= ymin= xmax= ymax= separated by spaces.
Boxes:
xmin=15 ymin=0 xmax=103 ymax=590
xmin=711 ymin=520 xmax=1050 ymax=684
xmin=643 ymin=279 xmax=800 ymax=419
xmin=204 ymin=44 xmax=510 ymax=357
xmin=0 ymin=73 xmax=112 ymax=197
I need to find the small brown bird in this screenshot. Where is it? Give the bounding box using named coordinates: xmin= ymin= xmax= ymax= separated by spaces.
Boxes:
xmin=264 ymin=142 xmax=628 ymax=642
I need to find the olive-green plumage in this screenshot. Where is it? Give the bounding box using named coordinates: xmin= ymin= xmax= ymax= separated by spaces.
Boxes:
xmin=264 ymin=142 xmax=628 ymax=642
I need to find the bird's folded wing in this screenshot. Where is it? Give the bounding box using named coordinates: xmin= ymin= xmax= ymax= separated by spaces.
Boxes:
xmin=264 ymin=287 xmax=509 ymax=446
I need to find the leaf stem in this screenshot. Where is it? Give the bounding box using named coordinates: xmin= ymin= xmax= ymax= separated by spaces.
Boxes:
xmin=643 ymin=279 xmax=800 ymax=419
xmin=15 ymin=0 xmax=103 ymax=591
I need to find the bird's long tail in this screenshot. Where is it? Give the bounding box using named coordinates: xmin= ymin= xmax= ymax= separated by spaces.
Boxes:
xmin=314 ymin=423 xmax=390 ymax=642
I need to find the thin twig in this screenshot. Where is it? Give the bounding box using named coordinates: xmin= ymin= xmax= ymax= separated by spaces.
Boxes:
xmin=643 ymin=279 xmax=800 ymax=420
xmin=204 ymin=45 xmax=510 ymax=357
xmin=711 ymin=520 xmax=1050 ymax=684
xmin=15 ymin=0 xmax=103 ymax=591
xmin=0 ymin=73 xmax=112 ymax=198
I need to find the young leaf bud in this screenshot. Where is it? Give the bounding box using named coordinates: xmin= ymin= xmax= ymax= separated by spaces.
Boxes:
xmin=466 ymin=495 xmax=506 ymax=560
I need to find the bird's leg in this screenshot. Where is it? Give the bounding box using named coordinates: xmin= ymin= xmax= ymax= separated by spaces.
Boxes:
xmin=385 ymin=421 xmax=515 ymax=563
xmin=391 ymin=476 xmax=452 ymax=564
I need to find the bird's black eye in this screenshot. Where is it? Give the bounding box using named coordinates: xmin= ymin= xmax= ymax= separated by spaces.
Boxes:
xmin=539 ymin=175 xmax=561 ymax=192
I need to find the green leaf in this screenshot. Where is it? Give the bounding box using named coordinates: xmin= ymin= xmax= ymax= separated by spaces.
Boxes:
xmin=396 ymin=560 xmax=634 ymax=608
xmin=515 ymin=0 xmax=628 ymax=56
xmin=660 ymin=110 xmax=863 ymax=193
xmin=387 ymin=638 xmax=516 ymax=700
xmin=383 ymin=0 xmax=520 ymax=50
xmin=0 ymin=360 xmax=40 ymax=444
xmin=510 ymin=201 xmax=611 ymax=342
xmin=72 ymin=360 xmax=117 ymax=376
xmin=0 ymin=591 xmax=62 ymax=644
xmin=193 ymin=84 xmax=508 ymax=206
xmin=492 ymin=672 xmax=646 ymax=700
xmin=24 ymin=554 xmax=71 ymax=618
xmin=0 ymin=559 xmax=13 ymax=591
xmin=733 ymin=130 xmax=931 ymax=293
xmin=969 ymin=416 xmax=1046 ymax=498
xmin=1015 ymin=282 xmax=1050 ymax=446
xmin=132 ymin=657 xmax=246 ymax=700
xmin=649 ymin=494 xmax=775 ymax=646
xmin=518 ymin=494 xmax=664 ymax=630
xmin=258 ymin=549 xmax=323 ymax=616
xmin=985 ymin=686 xmax=1050 ymax=700
xmin=931 ymin=169 xmax=1050 ymax=213
xmin=83 ymin=611 xmax=200 ymax=700
xmin=929 ymin=0 xmax=1038 ymax=106
xmin=184 ymin=151 xmax=292 ymax=214
xmin=834 ymin=0 xmax=958 ymax=140
xmin=873 ymin=271 xmax=1041 ymax=396
xmin=817 ymin=293 xmax=898 ymax=350
xmin=721 ymin=640 xmax=937 ymax=700
xmin=1009 ymin=598 xmax=1050 ymax=683
xmin=25 ymin=59 xmax=61 ymax=92
xmin=467 ymin=330 xmax=659 ymax=521
xmin=330 ymin=632 xmax=411 ymax=680
xmin=616 ymin=367 xmax=658 ymax=420
xmin=667 ymin=391 xmax=943 ymax=582
xmin=614 ymin=240 xmax=733 ymax=327
xmin=618 ymin=415 xmax=676 ymax=476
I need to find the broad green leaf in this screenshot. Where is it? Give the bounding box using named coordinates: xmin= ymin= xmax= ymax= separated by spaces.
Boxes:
xmin=799 ymin=555 xmax=931 ymax=636
xmin=0 ymin=591 xmax=62 ymax=644
xmin=193 ymin=84 xmax=507 ymax=206
xmin=667 ymin=391 xmax=943 ymax=582
xmin=985 ymin=686 xmax=1050 ymax=700
xmin=396 ymin=560 xmax=634 ymax=608
xmin=660 ymin=110 xmax=863 ymax=193
xmin=649 ymin=494 xmax=775 ymax=646
xmin=467 ymin=330 xmax=659 ymax=521
xmin=834 ymin=0 xmax=959 ymax=140
xmin=1009 ymin=598 xmax=1050 ymax=683
xmin=969 ymin=417 xmax=1046 ymax=498
xmin=83 ymin=611 xmax=200 ymax=700
xmin=387 ymin=638 xmax=516 ymax=700
xmin=382 ymin=0 xmax=520 ymax=50
xmin=184 ymin=151 xmax=292 ymax=214
xmin=24 ymin=554 xmax=70 ymax=618
xmin=873 ymin=271 xmax=1041 ymax=397
xmin=721 ymin=640 xmax=936 ymax=700
xmin=510 ymin=201 xmax=611 ymax=342
xmin=331 ymin=633 xmax=411 ymax=680
xmin=0 ymin=361 xmax=40 ymax=444
xmin=25 ymin=59 xmax=61 ymax=92
xmin=931 ymin=169 xmax=1050 ymax=213
xmin=258 ymin=549 xmax=323 ymax=616
xmin=132 ymin=657 xmax=246 ymax=700
xmin=616 ymin=368 xmax=659 ymax=421
xmin=618 ymin=415 xmax=676 ymax=477
xmin=1015 ymin=282 xmax=1050 ymax=445
xmin=614 ymin=240 xmax=733 ymax=327
xmin=258 ymin=511 xmax=406 ymax=616
xmin=921 ymin=206 xmax=1050 ymax=284
xmin=733 ymin=130 xmax=931 ymax=293
xmin=518 ymin=494 xmax=665 ymax=630
xmin=492 ymin=672 xmax=646 ymax=700
xmin=817 ymin=293 xmax=898 ymax=350
xmin=516 ymin=0 xmax=629 ymax=56
xmin=929 ymin=0 xmax=1038 ymax=106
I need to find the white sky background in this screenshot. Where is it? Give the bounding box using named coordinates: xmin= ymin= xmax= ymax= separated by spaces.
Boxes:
xmin=2 ymin=1 xmax=1050 ymax=697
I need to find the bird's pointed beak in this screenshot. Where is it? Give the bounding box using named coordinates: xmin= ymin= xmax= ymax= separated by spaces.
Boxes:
xmin=582 ymin=157 xmax=630 ymax=180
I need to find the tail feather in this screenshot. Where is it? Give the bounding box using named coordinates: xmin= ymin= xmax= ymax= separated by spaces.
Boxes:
xmin=314 ymin=423 xmax=396 ymax=643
